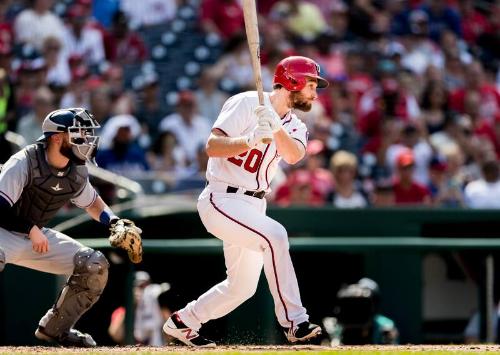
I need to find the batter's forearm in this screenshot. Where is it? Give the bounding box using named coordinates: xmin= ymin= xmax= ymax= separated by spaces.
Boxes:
xmin=274 ymin=130 xmax=305 ymax=164
xmin=205 ymin=135 xmax=251 ymax=158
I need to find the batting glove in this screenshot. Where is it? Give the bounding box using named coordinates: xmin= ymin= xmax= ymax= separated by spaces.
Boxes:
xmin=246 ymin=122 xmax=273 ymax=147
xmin=254 ymin=105 xmax=282 ymax=133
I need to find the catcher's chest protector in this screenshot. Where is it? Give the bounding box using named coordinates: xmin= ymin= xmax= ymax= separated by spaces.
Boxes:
xmin=14 ymin=143 xmax=88 ymax=228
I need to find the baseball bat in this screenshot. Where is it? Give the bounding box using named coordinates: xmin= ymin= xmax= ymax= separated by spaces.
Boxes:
xmin=242 ymin=0 xmax=272 ymax=144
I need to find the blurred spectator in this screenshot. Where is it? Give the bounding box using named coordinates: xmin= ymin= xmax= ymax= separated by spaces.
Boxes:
xmin=97 ymin=114 xmax=149 ymax=178
xmin=400 ymin=10 xmax=444 ymax=75
xmin=450 ymin=61 xmax=500 ymax=122
xmin=15 ymin=56 xmax=47 ymax=117
xmin=358 ymin=60 xmax=421 ymax=150
xmin=104 ymin=11 xmax=147 ymax=64
xmin=464 ymin=160 xmax=500 ymax=208
xmin=420 ymin=80 xmax=449 ymax=134
xmin=427 ymin=156 xmax=464 ymax=206
xmin=42 ymin=36 xmax=70 ymax=86
xmin=102 ymin=64 xmax=135 ymax=115
xmin=89 ymin=84 xmax=113 ymax=124
xmin=421 ymin=0 xmax=462 ymax=42
xmin=270 ymin=0 xmax=327 ymax=41
xmin=274 ymin=169 xmax=324 ymax=207
xmin=443 ymin=54 xmax=465 ymax=91
xmin=200 ymin=0 xmax=244 ymax=40
xmin=348 ymin=0 xmax=383 ymax=39
xmin=134 ymin=72 xmax=168 ymax=137
xmin=16 ymin=86 xmax=54 ymax=145
xmin=463 ymin=90 xmax=500 ymax=157
xmin=158 ymin=91 xmax=211 ymax=168
xmin=14 ymin=0 xmax=66 ymax=51
xmin=92 ymin=0 xmax=119 ymax=29
xmin=439 ymin=29 xmax=472 ymax=65
xmin=64 ymin=4 xmax=105 ymax=66
xmin=108 ymin=271 xmax=168 ymax=346
xmin=458 ymin=0 xmax=490 ymax=45
xmin=194 ymin=68 xmax=229 ymax=124
xmin=274 ymin=140 xmax=334 ymax=206
xmin=386 ymin=122 xmax=433 ymax=185
xmin=392 ymin=150 xmax=431 ymax=205
xmin=324 ymin=2 xmax=353 ymax=43
xmin=328 ymin=150 xmax=367 ymax=208
xmin=60 ymin=64 xmax=90 ymax=109
xmin=147 ymin=130 xmax=188 ymax=176
xmin=370 ymin=178 xmax=395 ymax=207
xmin=0 ymin=0 xmax=13 ymax=51
xmin=0 ymin=66 xmax=14 ymax=163
xmin=120 ymin=0 xmax=176 ymax=29
xmin=211 ymin=34 xmax=274 ymax=91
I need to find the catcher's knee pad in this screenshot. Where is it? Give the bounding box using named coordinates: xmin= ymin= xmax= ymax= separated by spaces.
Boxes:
xmin=0 ymin=247 xmax=5 ymax=272
xmin=72 ymin=247 xmax=109 ymax=292
xmin=39 ymin=248 xmax=109 ymax=336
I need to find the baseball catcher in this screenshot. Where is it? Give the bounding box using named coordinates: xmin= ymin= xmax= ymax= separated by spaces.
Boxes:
xmin=0 ymin=108 xmax=142 ymax=347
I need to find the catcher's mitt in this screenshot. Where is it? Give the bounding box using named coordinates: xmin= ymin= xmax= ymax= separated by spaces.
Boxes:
xmin=109 ymin=219 xmax=143 ymax=263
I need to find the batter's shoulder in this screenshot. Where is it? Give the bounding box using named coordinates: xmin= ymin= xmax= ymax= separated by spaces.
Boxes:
xmin=228 ymin=91 xmax=264 ymax=105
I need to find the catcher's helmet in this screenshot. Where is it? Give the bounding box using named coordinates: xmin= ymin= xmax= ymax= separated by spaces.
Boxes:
xmin=38 ymin=108 xmax=100 ymax=163
xmin=273 ymin=56 xmax=329 ymax=91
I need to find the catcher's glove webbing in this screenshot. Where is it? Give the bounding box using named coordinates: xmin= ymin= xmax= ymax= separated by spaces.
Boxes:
xmin=109 ymin=219 xmax=143 ymax=263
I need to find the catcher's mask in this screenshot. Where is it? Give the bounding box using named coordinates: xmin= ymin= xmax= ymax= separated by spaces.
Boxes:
xmin=38 ymin=108 xmax=100 ymax=164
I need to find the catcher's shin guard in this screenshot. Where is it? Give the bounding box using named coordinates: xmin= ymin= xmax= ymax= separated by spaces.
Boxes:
xmin=37 ymin=247 xmax=108 ymax=341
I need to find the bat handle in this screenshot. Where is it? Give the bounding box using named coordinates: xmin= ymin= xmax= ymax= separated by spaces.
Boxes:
xmin=261 ymin=138 xmax=272 ymax=144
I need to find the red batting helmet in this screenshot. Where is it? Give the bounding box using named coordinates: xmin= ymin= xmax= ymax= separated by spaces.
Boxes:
xmin=273 ymin=56 xmax=329 ymax=91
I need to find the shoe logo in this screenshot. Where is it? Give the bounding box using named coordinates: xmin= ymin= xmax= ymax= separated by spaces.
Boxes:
xmin=51 ymin=183 xmax=63 ymax=192
xmin=181 ymin=328 xmax=198 ymax=340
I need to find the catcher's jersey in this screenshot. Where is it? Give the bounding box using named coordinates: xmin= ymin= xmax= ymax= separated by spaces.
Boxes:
xmin=0 ymin=149 xmax=97 ymax=210
xmin=206 ymin=91 xmax=308 ymax=192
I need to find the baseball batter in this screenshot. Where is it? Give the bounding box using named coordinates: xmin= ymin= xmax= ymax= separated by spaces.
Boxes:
xmin=0 ymin=108 xmax=140 ymax=347
xmin=163 ymin=56 xmax=329 ymax=346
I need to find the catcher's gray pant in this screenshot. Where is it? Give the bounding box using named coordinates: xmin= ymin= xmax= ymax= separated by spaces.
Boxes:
xmin=177 ymin=187 xmax=309 ymax=331
xmin=0 ymin=226 xmax=83 ymax=275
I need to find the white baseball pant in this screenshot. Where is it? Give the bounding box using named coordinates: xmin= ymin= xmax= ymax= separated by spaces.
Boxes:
xmin=177 ymin=185 xmax=309 ymax=331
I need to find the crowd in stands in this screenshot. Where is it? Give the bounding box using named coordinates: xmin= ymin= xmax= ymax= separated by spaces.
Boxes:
xmin=0 ymin=0 xmax=499 ymax=208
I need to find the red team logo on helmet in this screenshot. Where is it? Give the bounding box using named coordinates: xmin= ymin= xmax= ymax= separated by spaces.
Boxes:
xmin=273 ymin=56 xmax=329 ymax=91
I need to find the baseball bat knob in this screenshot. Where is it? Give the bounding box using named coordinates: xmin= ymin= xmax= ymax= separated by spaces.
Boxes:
xmin=262 ymin=138 xmax=272 ymax=144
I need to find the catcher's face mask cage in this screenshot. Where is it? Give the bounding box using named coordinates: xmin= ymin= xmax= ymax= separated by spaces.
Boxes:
xmin=40 ymin=108 xmax=101 ymax=163
xmin=68 ymin=109 xmax=100 ymax=163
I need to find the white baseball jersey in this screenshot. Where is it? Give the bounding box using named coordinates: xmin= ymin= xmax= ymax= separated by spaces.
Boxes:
xmin=206 ymin=91 xmax=308 ymax=192
xmin=176 ymin=91 xmax=312 ymax=333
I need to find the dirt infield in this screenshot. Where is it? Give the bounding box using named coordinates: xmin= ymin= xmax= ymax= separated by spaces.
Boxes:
xmin=1 ymin=345 xmax=500 ymax=354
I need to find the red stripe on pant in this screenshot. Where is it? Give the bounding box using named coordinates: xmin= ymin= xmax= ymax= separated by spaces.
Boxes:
xmin=209 ymin=193 xmax=293 ymax=329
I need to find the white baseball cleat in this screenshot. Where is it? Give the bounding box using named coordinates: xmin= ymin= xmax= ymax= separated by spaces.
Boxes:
xmin=163 ymin=312 xmax=216 ymax=347
xmin=285 ymin=321 xmax=322 ymax=343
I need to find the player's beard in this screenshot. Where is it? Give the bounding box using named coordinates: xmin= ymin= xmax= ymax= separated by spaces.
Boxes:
xmin=60 ymin=141 xmax=85 ymax=164
xmin=290 ymin=91 xmax=313 ymax=112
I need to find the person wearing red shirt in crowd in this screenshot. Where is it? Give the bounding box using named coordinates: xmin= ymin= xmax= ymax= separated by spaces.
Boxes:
xmin=274 ymin=169 xmax=325 ymax=207
xmin=457 ymin=0 xmax=492 ymax=45
xmin=449 ymin=61 xmax=500 ymax=122
xmin=392 ymin=150 xmax=431 ymax=205
xmin=274 ymin=140 xmax=332 ymax=206
xmin=104 ymin=11 xmax=147 ymax=65
xmin=462 ymin=91 xmax=500 ymax=158
xmin=200 ymin=0 xmax=244 ymax=40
